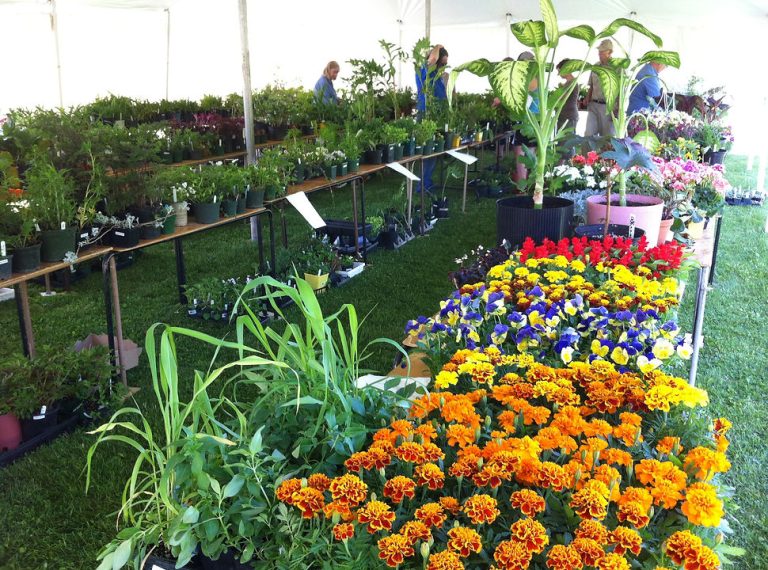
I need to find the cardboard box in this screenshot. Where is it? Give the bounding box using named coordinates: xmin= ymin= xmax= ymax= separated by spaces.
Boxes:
xmin=74 ymin=333 xmax=143 ymax=371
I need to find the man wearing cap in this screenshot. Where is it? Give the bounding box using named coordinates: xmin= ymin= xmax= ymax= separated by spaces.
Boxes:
xmin=627 ymin=61 xmax=667 ymax=115
xmin=585 ymin=39 xmax=615 ymax=137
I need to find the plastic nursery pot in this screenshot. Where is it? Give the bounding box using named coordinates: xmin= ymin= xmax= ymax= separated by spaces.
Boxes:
xmin=497 ymin=196 xmax=575 ymax=249
xmin=422 ymin=142 xmax=434 ymax=155
xmin=236 ymin=196 xmax=247 ymax=214
xmin=172 ymin=203 xmax=188 ymax=226
xmin=11 ymin=243 xmax=41 ymax=273
xmin=40 ymin=227 xmax=76 ymax=262
xmin=221 ymin=199 xmax=238 ymax=217
xmin=0 ymin=413 xmax=22 ymax=451
xmin=161 ymin=215 xmax=176 ymax=234
xmin=20 ymin=405 xmax=60 ymax=441
xmin=264 ymin=184 xmax=281 ymax=201
xmin=246 ymin=188 xmax=265 ymax=209
xmin=657 ymin=217 xmax=674 ymax=244
xmin=394 ymin=143 xmax=404 ymax=160
xmin=348 ymin=158 xmax=360 ymax=172
xmin=304 ymin=272 xmax=329 ymax=293
xmin=585 ymin=194 xmax=664 ymax=247
xmin=140 ymin=224 xmax=162 ymax=240
xmin=339 ymin=162 xmax=348 ymax=177
xmin=108 ymin=227 xmax=141 ymax=248
xmin=363 ymin=149 xmax=383 ymax=164
xmin=573 ymin=224 xmax=647 ymax=243
xmin=687 ymin=220 xmax=705 ymax=240
xmin=324 ymin=165 xmax=337 ymax=180
xmin=194 ymin=202 xmax=221 ymax=224
xmin=0 ymin=254 xmax=12 ymax=280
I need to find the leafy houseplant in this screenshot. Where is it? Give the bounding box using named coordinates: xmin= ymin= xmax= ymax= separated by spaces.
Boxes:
xmin=296 ymin=236 xmax=337 ymax=291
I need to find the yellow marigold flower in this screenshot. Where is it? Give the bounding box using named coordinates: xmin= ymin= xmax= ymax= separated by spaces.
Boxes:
xmin=357 ymin=500 xmax=396 ymax=534
xmin=656 ymin=436 xmax=682 ymax=455
xmin=596 ymin=552 xmax=630 ymax=570
xmin=400 ymin=520 xmax=431 ymax=545
xmin=575 ymin=519 xmax=608 ymax=544
xmin=329 ymin=474 xmax=368 ymax=507
xmin=545 ymin=544 xmax=582 ymax=570
xmin=572 ymin=537 xmax=604 ymax=567
xmin=415 ymin=502 xmax=447 ymax=528
xmin=618 ymin=487 xmax=652 ymax=511
xmin=440 ymin=496 xmax=462 ymax=515
xmin=609 ymin=526 xmax=642 ymax=556
xmin=665 ymin=530 xmax=703 ymax=565
xmin=570 ymin=485 xmax=609 ymax=520
xmin=427 ymin=550 xmax=465 ymax=570
xmin=291 ymin=487 xmax=325 ymax=519
xmin=570 ymin=259 xmax=586 ymax=273
xmin=446 ymin=424 xmax=476 ymax=448
xmin=510 ymin=517 xmax=549 ymax=554
xmin=447 ymin=526 xmax=483 ymax=558
xmin=537 ymin=461 xmax=570 ymax=492
xmin=332 ymin=522 xmax=354 ymax=542
xmin=510 ymin=489 xmax=546 ymax=517
xmin=493 ymin=539 xmax=533 ymax=569
xmin=275 ymin=478 xmax=303 ymax=504
xmin=616 ymin=501 xmax=650 ymax=528
xmin=415 ymin=463 xmax=446 ymax=490
xmin=462 ymin=494 xmax=500 ymax=525
xmin=515 ymin=266 xmax=531 ymax=277
xmin=377 ymin=534 xmax=414 ymax=567
xmin=684 ymin=446 xmax=731 ymax=481
xmin=435 ymin=370 xmax=459 ymax=389
xmin=681 ymin=482 xmax=724 ymax=527
xmin=391 ymin=419 xmax=414 ymax=438
xmin=383 ymin=475 xmax=416 ymax=503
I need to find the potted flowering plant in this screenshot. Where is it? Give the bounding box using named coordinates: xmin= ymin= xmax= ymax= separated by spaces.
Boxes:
xmin=296 ymin=236 xmax=337 ymax=292
xmin=151 ymin=167 xmax=192 ymax=227
xmin=190 ymin=166 xmax=222 ymax=224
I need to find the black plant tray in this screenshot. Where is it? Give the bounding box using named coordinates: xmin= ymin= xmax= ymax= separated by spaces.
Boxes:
xmin=333 ymin=240 xmax=378 ymax=256
xmin=320 ymin=219 xmax=373 ymax=239
xmin=0 ymin=412 xmax=82 ymax=468
xmin=725 ymin=197 xmax=764 ymax=206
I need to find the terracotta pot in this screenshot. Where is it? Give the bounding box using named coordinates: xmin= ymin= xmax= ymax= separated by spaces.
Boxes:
xmin=0 ymin=413 xmax=22 ymax=451
xmin=658 ymin=217 xmax=674 ymax=244
xmin=586 ymin=194 xmax=664 ymax=247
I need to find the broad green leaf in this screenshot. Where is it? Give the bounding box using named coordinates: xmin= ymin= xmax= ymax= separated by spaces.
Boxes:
xmin=511 ymin=20 xmax=547 ymax=48
xmin=598 ymin=18 xmax=662 ymax=47
xmin=560 ymin=59 xmax=588 ymax=76
xmin=447 ymin=59 xmax=493 ymax=106
xmin=590 ymin=65 xmax=620 ymax=108
xmin=249 ymin=426 xmax=264 ymax=454
xmin=639 ymin=50 xmax=681 ymax=68
xmin=223 ymin=474 xmax=245 ymax=498
xmin=610 ymin=57 xmax=631 ymax=70
xmin=562 ymin=24 xmax=595 ymax=44
xmin=182 ymin=505 xmax=200 ymax=524
xmin=96 ymin=552 xmax=114 ymax=570
xmin=112 ymin=540 xmax=131 ymax=570
xmin=489 ymin=60 xmax=532 ymax=115
xmin=210 ymin=477 xmax=221 ymax=495
xmin=540 ymin=0 xmax=559 ymax=46
xmin=280 ymin=395 xmax=324 ymax=408
xmin=633 ymin=129 xmax=660 ymax=153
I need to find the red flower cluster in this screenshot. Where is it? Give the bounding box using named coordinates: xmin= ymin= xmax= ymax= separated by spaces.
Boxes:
xmin=572 ymin=151 xmax=600 ymax=166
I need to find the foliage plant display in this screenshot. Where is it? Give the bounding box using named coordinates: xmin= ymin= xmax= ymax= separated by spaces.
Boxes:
xmin=25 ymin=157 xmax=77 ymax=231
xmin=278 ymin=236 xmax=737 ymax=570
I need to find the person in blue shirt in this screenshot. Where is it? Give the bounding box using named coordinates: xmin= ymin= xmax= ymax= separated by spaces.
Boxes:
xmin=627 ymin=62 xmax=666 ymax=115
xmin=314 ymin=61 xmax=340 ymax=104
xmin=415 ymin=45 xmax=449 ymax=193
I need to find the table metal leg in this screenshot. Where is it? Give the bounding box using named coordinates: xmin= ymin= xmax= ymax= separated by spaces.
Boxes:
xmin=256 ymin=215 xmax=266 ymax=273
xmin=101 ymin=254 xmax=116 ymax=375
xmin=174 ymin=238 xmax=187 ymax=305
xmin=351 ymin=178 xmax=360 ymax=257
xmin=689 ymin=265 xmax=711 ymax=386
xmin=14 ymin=282 xmax=35 ymax=358
xmin=265 ymin=209 xmax=276 ymax=275
xmin=419 ymin=159 xmax=425 ymax=234
xmin=462 ymin=163 xmax=469 ymax=213
xmin=360 ymin=177 xmax=368 ymax=263
xmin=709 ymin=216 xmax=722 ymax=286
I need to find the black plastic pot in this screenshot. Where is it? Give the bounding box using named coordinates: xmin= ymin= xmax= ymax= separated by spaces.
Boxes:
xmin=20 ymin=405 xmax=60 ymax=441
xmin=12 ymin=244 xmax=41 ymax=273
xmin=705 ymin=150 xmax=727 ymax=165
xmin=40 ymin=228 xmax=76 ymax=262
xmin=198 ymin=550 xmax=252 ymax=570
xmin=221 ymin=199 xmax=238 ymax=217
xmin=141 ymin=224 xmax=162 ymax=240
xmin=236 ymin=196 xmax=247 ymax=214
xmin=108 ymin=227 xmax=141 ymax=248
xmin=0 ymin=254 xmax=12 ymax=279
xmin=195 ymin=202 xmax=221 ymax=224
xmin=246 ymin=188 xmax=265 ymax=209
xmin=497 ymin=195 xmax=574 ymax=248
xmin=573 ymin=224 xmax=646 ymax=242
xmin=267 ymin=124 xmax=288 ymax=140
xmin=363 ymin=148 xmax=383 ymax=164
xmin=433 ymin=197 xmax=449 ymax=219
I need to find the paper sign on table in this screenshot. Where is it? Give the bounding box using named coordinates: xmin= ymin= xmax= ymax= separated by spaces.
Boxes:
xmin=446 ymin=149 xmax=479 ymax=165
xmin=286 ymin=192 xmax=326 ymax=229
xmin=386 ymin=162 xmax=421 ymax=181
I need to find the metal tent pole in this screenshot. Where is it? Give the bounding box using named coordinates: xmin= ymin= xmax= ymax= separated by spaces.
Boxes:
xmin=425 ymin=0 xmax=431 ymax=41
xmin=164 ymin=8 xmax=171 ymax=100
xmin=238 ymin=0 xmax=255 ymax=166
xmin=50 ymin=0 xmax=64 ymax=107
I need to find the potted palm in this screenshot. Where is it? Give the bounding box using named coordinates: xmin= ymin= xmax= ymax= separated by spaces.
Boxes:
xmin=26 ymin=158 xmax=77 ymax=262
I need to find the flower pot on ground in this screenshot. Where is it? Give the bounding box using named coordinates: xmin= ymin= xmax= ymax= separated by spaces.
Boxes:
xmin=245 ymin=188 xmax=265 ymax=209
xmin=497 ymin=196 xmax=574 ymax=249
xmin=40 ymin=227 xmax=76 ymax=262
xmin=11 ymin=243 xmax=41 ymax=273
xmin=586 ymin=194 xmax=664 ymax=247
xmin=432 ymin=197 xmax=449 ymax=218
xmin=221 ymin=199 xmax=238 ymax=217
xmin=194 ymin=202 xmax=221 ymax=224
xmin=0 ymin=413 xmax=22 ymax=451
xmin=0 ymin=254 xmax=12 ymax=279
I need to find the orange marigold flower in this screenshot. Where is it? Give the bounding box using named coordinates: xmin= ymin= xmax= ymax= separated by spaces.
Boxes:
xmin=400 ymin=520 xmax=431 ymax=545
xmin=570 ymin=484 xmax=609 ymax=520
xmin=612 ymin=422 xmax=641 ymax=447
xmin=616 ymin=502 xmax=650 ymax=529
xmin=493 ymin=539 xmax=532 ymax=570
xmin=276 ymin=478 xmax=302 ymax=504
xmin=473 ymin=462 xmax=511 ymax=489
xmin=374 ymin=427 xmax=396 ymax=444
xmin=344 ymin=451 xmax=370 ymax=472
xmin=684 ymin=446 xmax=731 ymax=481
xmin=332 ymin=522 xmax=354 ymax=541
xmin=681 ymin=482 xmax=724 ymax=527
xmin=323 ymin=500 xmax=354 ymax=521
xmin=599 ymin=448 xmax=633 ymax=468
xmin=329 ymin=474 xmax=368 ymax=507
xmin=498 ymin=410 xmax=518 ymax=434
xmin=550 ymin=406 xmax=589 ymax=437
xmin=396 ymin=441 xmax=427 ymax=464
xmin=462 ymin=494 xmax=500 ymax=525
xmin=446 ymin=424 xmax=476 ymax=448
xmin=609 ymin=526 xmax=642 ymax=556
xmin=571 ymin=537 xmax=605 ymax=567
xmin=523 ymin=405 xmax=551 ymax=426
xmin=656 ymin=436 xmax=682 ymax=455
xmin=291 ymin=487 xmax=325 ymax=518
xmin=595 ymin=553 xmax=630 ymax=570
xmin=442 ymin=396 xmax=481 ymax=426
xmin=427 ymin=550 xmax=465 ymax=570
xmin=618 ymin=487 xmax=653 ymax=512
xmin=575 ymin=519 xmax=609 ymax=545
xmin=592 ymin=464 xmax=622 ymax=501
xmin=358 ymin=500 xmax=396 ymax=534
xmin=391 ymin=419 xmax=414 ymax=438
xmin=416 ymin=463 xmax=446 ymax=490
xmin=447 ymin=526 xmax=483 ymax=558
xmin=650 ymin=478 xmax=684 ymax=510
xmin=367 ymin=446 xmax=393 ymax=469
xmin=665 ymin=530 xmax=702 ymax=565
xmin=538 ymin=461 xmax=569 ymax=492
xmin=415 ymin=502 xmax=447 ymax=528
xmin=440 ymin=496 xmax=462 ymax=515
xmin=584 ymin=419 xmax=613 ymax=438
xmin=684 ymin=543 xmax=721 ymax=570
xmin=545 ymin=544 xmax=583 ymax=570
xmin=377 ymin=534 xmax=414 ymax=567
xmin=510 ymin=517 xmax=549 ymax=554
xmin=383 ymin=475 xmax=416 ymax=503
xmin=510 ymin=489 xmax=546 ymax=517
xmin=450 ymin=455 xmax=481 ymax=478
xmin=307 ymin=473 xmax=331 ymax=492
xmin=417 ymin=423 xmax=438 ymax=444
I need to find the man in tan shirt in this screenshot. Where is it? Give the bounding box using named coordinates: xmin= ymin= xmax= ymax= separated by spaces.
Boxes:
xmin=585 ymin=39 xmax=615 ymax=136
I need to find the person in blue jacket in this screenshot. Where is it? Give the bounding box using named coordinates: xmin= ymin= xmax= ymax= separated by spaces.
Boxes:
xmin=314 ymin=61 xmax=340 ymax=104
xmin=416 ymin=45 xmax=449 ymax=192
xmin=627 ymin=61 xmax=667 ymax=115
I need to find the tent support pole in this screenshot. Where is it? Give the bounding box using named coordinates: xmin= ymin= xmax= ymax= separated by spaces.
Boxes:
xmin=238 ymin=0 xmax=255 ymax=167
xmin=164 ymin=8 xmax=171 ymax=100
xmin=425 ymin=0 xmax=431 ymax=41
xmin=50 ymin=0 xmax=64 ymax=107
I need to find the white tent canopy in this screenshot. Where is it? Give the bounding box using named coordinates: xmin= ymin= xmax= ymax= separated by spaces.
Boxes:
xmin=1 ymin=0 xmax=767 ymax=152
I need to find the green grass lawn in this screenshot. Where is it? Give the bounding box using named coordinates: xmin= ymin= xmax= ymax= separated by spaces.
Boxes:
xmin=0 ymin=152 xmax=766 ymax=568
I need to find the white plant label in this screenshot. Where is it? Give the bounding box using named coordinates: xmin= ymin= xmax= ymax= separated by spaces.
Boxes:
xmin=1 ymin=241 xmax=5 ymax=256
xmin=286 ymin=192 xmax=326 ymax=229
xmin=115 ymin=231 xmax=125 ymax=237
xmin=386 ymin=162 xmax=421 ymax=181
xmin=446 ymin=150 xmax=478 ymax=165
xmin=61 ymin=221 xmax=66 ymax=230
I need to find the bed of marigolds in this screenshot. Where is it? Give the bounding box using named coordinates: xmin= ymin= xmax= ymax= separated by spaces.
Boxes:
xmin=277 ymin=236 xmax=735 ymax=570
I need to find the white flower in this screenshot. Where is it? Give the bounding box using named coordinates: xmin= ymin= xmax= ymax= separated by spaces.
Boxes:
xmin=583 ymin=165 xmax=594 ymax=176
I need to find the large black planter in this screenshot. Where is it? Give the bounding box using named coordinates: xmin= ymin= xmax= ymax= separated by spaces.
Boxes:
xmin=198 ymin=550 xmax=252 ymax=570
xmin=20 ymin=405 xmax=60 ymax=441
xmin=11 ymin=243 xmax=41 ymax=273
xmin=0 ymin=254 xmax=12 ymax=279
xmin=246 ymin=188 xmax=265 ymax=209
xmin=108 ymin=227 xmax=141 ymax=248
xmin=194 ymin=202 xmax=221 ymax=224
xmin=497 ymin=195 xmax=574 ymax=248
xmin=40 ymin=228 xmax=76 ymax=262
xmin=573 ymin=224 xmax=646 ymax=242
xmin=363 ymin=149 xmax=383 ymax=165
xmin=705 ymin=150 xmax=727 ymax=165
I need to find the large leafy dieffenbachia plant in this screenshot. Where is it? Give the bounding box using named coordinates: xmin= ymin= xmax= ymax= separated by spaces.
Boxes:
xmin=448 ymin=0 xmax=680 ymax=209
